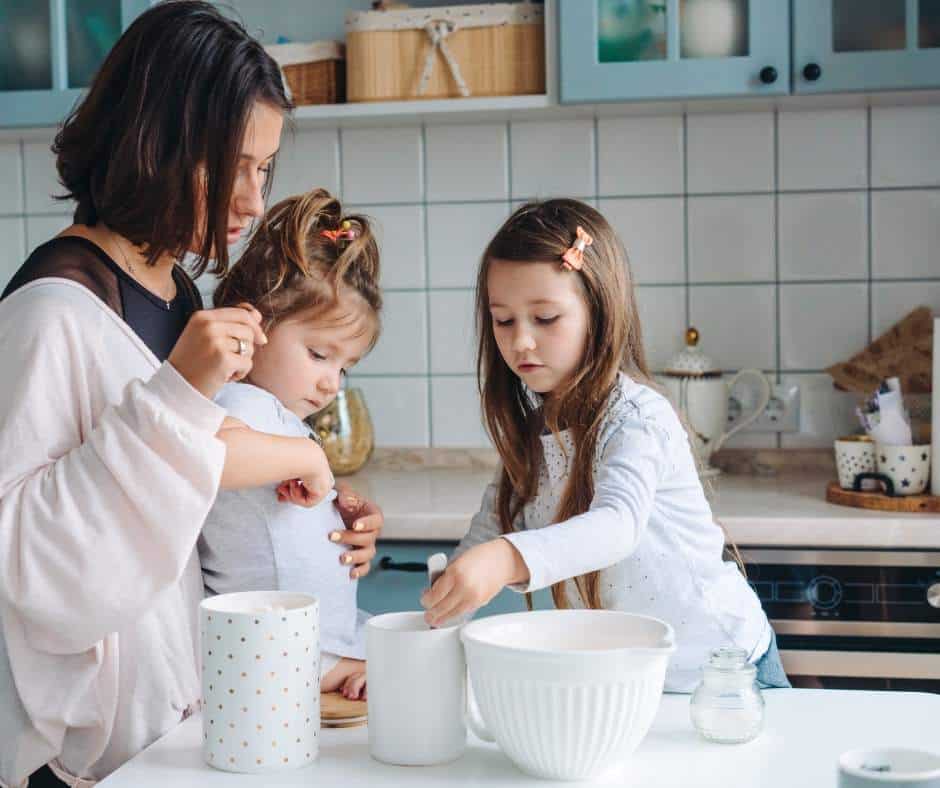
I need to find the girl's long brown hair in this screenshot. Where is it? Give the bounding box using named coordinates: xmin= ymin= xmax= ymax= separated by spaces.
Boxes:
xmin=214 ymin=189 xmax=381 ymax=338
xmin=476 ymin=199 xmax=655 ymax=611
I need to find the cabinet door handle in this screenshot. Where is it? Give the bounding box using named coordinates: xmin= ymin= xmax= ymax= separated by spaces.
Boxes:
xmin=378 ymin=556 xmax=428 ymax=573
xmin=759 ymin=66 xmax=778 ymax=84
xmin=803 ymin=63 xmax=822 ymax=82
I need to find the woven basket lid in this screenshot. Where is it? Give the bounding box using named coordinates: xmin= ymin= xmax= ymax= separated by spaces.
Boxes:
xmin=663 ymin=327 xmax=722 ymax=378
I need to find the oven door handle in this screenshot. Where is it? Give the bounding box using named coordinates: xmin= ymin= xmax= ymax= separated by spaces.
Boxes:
xmin=780 ymin=649 xmax=940 ymax=680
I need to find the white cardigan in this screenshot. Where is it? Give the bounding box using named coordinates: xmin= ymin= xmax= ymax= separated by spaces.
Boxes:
xmin=0 ymin=279 xmax=226 ymax=787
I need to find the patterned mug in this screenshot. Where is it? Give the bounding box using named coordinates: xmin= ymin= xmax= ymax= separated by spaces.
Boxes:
xmin=834 ymin=436 xmax=876 ymax=490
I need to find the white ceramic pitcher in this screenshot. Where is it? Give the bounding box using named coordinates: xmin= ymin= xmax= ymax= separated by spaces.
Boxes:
xmin=662 ymin=328 xmax=772 ymax=477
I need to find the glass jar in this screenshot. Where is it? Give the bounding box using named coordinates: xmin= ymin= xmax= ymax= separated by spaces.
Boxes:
xmin=690 ymin=647 xmax=765 ymax=744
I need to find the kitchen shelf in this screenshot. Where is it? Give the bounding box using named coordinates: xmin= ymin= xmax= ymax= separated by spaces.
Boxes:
xmin=290 ymin=93 xmax=554 ymax=128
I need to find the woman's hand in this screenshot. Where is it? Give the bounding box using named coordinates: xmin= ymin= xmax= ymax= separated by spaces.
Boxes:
xmin=421 ymin=539 xmax=529 ymax=628
xmin=275 ymin=443 xmax=334 ymax=508
xmin=168 ymin=303 xmax=267 ymax=399
xmin=330 ymin=485 xmax=383 ymax=579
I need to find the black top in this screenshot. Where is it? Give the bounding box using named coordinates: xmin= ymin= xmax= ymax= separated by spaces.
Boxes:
xmin=1 ymin=236 xmax=203 ymax=362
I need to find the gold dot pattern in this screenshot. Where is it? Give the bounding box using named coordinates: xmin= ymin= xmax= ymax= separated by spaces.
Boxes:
xmin=200 ymin=597 xmax=319 ymax=772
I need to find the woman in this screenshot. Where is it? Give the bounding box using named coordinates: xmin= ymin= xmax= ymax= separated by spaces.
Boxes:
xmin=0 ymin=3 xmax=382 ymax=786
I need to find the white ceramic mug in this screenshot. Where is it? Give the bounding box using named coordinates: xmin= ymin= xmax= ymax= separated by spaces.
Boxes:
xmin=200 ymin=591 xmax=320 ymax=773
xmin=873 ymin=443 xmax=932 ymax=496
xmin=367 ymin=611 xmax=475 ymax=766
xmin=834 ymin=435 xmax=876 ymax=490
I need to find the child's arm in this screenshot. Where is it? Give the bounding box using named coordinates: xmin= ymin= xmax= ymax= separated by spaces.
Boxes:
xmin=216 ymin=417 xmax=333 ymax=501
xmin=424 ymin=420 xmax=667 ymax=626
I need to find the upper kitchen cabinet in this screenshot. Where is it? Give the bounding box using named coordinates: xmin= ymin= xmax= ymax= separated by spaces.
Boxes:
xmin=0 ymin=0 xmax=152 ymax=128
xmin=558 ymin=0 xmax=790 ymax=102
xmin=793 ymin=0 xmax=940 ymax=94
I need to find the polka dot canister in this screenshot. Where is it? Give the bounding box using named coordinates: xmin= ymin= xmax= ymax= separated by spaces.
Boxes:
xmin=200 ymin=591 xmax=320 ymax=773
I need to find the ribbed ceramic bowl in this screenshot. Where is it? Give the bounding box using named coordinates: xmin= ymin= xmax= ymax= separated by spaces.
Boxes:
xmin=461 ymin=610 xmax=675 ymax=781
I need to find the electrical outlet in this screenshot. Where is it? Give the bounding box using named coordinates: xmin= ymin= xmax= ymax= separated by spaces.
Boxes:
xmin=733 ymin=383 xmax=801 ymax=433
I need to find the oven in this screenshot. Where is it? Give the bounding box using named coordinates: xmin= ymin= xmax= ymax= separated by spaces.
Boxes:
xmin=740 ymin=548 xmax=940 ymax=692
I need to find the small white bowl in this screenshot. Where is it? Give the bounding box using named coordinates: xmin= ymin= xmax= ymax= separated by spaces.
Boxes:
xmin=461 ymin=609 xmax=675 ymax=781
xmin=839 ymin=748 xmax=940 ymax=787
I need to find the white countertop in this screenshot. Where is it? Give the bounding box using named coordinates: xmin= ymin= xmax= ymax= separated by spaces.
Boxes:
xmin=341 ymin=467 xmax=940 ymax=548
xmin=99 ymin=689 xmax=940 ymax=787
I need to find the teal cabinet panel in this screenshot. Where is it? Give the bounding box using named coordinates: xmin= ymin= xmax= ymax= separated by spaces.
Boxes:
xmin=793 ymin=0 xmax=940 ymax=93
xmin=559 ymin=0 xmax=790 ymax=102
xmin=0 ymin=0 xmax=152 ymax=129
xmin=358 ymin=541 xmax=554 ymax=619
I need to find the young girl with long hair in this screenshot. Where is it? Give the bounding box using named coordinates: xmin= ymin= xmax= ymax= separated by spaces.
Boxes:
xmin=422 ymin=199 xmax=789 ymax=691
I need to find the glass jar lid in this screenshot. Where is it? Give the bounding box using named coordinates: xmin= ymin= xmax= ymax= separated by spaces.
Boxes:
xmin=704 ymin=646 xmax=756 ymax=678
xmin=663 ymin=327 xmax=722 ymax=378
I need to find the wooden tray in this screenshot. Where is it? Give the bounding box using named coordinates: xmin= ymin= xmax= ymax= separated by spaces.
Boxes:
xmin=321 ymin=692 xmax=367 ymax=729
xmin=826 ymin=481 xmax=940 ymax=513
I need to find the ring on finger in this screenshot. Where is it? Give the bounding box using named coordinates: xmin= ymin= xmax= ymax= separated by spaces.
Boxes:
xmin=237 ymin=337 xmax=249 ymax=356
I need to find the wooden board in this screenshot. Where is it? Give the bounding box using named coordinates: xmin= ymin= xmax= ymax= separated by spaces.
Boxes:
xmin=321 ymin=691 xmax=367 ymax=725
xmin=826 ymin=481 xmax=940 ymax=513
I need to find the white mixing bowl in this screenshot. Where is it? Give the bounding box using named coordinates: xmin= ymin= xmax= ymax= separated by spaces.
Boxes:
xmin=461 ymin=609 xmax=675 ymax=781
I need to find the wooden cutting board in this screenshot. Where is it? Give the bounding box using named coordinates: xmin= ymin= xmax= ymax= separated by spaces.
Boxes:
xmin=321 ymin=692 xmax=367 ymax=728
xmin=825 ymin=481 xmax=940 ymax=513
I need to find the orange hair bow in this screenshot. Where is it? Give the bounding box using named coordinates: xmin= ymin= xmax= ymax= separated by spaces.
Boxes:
xmin=561 ymin=226 xmax=593 ymax=271
xmin=321 ymin=220 xmax=357 ymax=243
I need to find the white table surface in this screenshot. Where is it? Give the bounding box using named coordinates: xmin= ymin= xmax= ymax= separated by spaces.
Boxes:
xmin=342 ymin=468 xmax=940 ymax=548
xmin=99 ymin=689 xmax=939 ymax=787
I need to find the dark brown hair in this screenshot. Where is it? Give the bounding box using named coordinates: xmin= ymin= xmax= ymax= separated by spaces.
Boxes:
xmin=476 ymin=199 xmax=653 ymax=611
xmin=53 ymin=0 xmax=292 ymax=277
xmin=214 ymin=189 xmax=382 ymax=343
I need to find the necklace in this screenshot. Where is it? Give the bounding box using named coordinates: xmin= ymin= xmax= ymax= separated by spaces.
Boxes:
xmin=113 ymin=235 xmax=173 ymax=310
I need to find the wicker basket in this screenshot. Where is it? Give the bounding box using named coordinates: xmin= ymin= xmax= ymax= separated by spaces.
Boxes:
xmin=265 ymin=41 xmax=345 ymax=105
xmin=345 ymin=3 xmax=544 ymax=102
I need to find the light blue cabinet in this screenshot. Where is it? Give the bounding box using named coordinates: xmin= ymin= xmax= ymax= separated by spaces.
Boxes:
xmin=358 ymin=541 xmax=554 ymax=618
xmin=0 ymin=0 xmax=151 ymax=129
xmin=793 ymin=0 xmax=940 ymax=93
xmin=559 ymin=0 xmax=790 ymax=102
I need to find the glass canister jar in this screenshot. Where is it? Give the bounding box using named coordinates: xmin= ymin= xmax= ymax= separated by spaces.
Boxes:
xmin=690 ymin=647 xmax=765 ymax=744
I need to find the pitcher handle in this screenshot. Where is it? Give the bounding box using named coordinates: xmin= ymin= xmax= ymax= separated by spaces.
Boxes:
xmin=711 ymin=369 xmax=772 ymax=454
xmin=465 ymin=673 xmax=494 ymax=743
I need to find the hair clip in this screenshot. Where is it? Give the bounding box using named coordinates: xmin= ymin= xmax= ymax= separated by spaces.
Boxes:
xmin=321 ymin=219 xmax=358 ymax=243
xmin=561 ymin=226 xmax=593 ymax=271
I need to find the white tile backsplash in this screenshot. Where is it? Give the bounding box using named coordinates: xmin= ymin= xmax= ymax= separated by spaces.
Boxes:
xmin=872 ymin=281 xmax=940 ymax=338
xmin=510 ymin=119 xmax=595 ymax=199
xmin=431 ymin=376 xmax=490 ymax=447
xmin=429 ymin=289 xmax=476 ymax=374
xmin=25 ymin=214 xmax=71 ymax=251
xmin=268 ymin=128 xmax=340 ymax=203
xmin=778 ymin=192 xmax=868 ymax=281
xmin=778 ymin=109 xmax=868 ymax=191
xmin=351 ymin=376 xmax=430 ymax=447
xmin=779 ymin=283 xmax=868 ymax=370
xmin=687 ymin=112 xmax=774 ymax=194
xmin=354 ymin=291 xmax=427 ymax=375
xmin=597 ymin=115 xmax=683 ymax=196
xmin=427 ymin=202 xmax=509 ymax=288
xmin=690 ymin=285 xmax=776 ymax=370
xmin=600 ymin=197 xmax=685 ymax=285
xmin=341 ymin=126 xmax=422 ymax=203
xmin=0 ymin=144 xmax=23 ymax=214
xmin=635 ymin=286 xmax=686 ymax=371
xmin=8 ymin=100 xmax=939 ymax=449
xmin=352 ymin=204 xmax=425 ymax=289
xmin=871 ymin=105 xmax=940 ymax=188
xmin=688 ymin=195 xmax=775 ymax=282
xmin=23 ymin=141 xmax=61 ymax=214
xmin=0 ymin=217 xmax=26 ymax=289
xmin=425 ymin=123 xmax=508 ymax=201
xmin=871 ymin=190 xmax=940 ymax=279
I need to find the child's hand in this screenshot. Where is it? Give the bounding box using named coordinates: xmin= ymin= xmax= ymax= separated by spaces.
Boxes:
xmin=322 ymin=657 xmax=366 ymax=700
xmin=421 ymin=539 xmax=529 ymax=628
xmin=340 ymin=670 xmax=367 ymax=700
xmin=276 ymin=443 xmax=334 ymax=507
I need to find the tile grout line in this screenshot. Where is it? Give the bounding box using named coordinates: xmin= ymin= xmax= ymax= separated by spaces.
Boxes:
xmin=420 ymin=124 xmax=434 ymax=447
xmin=772 ymin=133 xmax=785 ymax=456
xmin=682 ymin=114 xmax=690 ymax=328
xmin=19 ymin=140 xmax=28 ymax=249
xmin=866 ymin=106 xmax=874 ymax=344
